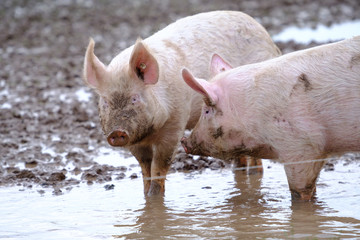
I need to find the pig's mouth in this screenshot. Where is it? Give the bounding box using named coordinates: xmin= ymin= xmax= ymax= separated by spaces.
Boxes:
xmin=180 ymin=137 xmax=189 ymax=153
xmin=181 ymin=137 xmax=211 ymax=156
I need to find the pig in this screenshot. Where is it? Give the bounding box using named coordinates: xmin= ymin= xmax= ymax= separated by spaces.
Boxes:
xmin=83 ymin=11 xmax=281 ymax=196
xmin=181 ymin=36 xmax=360 ymax=200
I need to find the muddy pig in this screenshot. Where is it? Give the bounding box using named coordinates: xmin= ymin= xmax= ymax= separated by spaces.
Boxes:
xmin=83 ymin=11 xmax=281 ymax=196
xmin=181 ymin=36 xmax=360 ymax=200
xmin=207 ymin=54 xmax=264 ymax=174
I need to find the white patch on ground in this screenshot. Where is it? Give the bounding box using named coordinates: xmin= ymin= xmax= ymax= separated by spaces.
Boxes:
xmin=94 ymin=147 xmax=137 ymax=168
xmin=1 ymin=103 xmax=11 ymax=109
xmin=75 ymin=88 xmax=92 ymax=102
xmin=274 ymin=20 xmax=360 ymax=43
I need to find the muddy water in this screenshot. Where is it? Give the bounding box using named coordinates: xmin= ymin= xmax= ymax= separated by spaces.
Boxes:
xmin=1 ymin=152 xmax=359 ymax=239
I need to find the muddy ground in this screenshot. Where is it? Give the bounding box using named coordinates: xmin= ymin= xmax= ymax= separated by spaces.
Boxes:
xmin=1 ymin=0 xmax=359 ymax=193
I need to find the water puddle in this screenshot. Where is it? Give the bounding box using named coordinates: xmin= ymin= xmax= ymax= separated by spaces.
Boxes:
xmin=0 ymin=154 xmax=359 ymax=239
xmin=273 ymin=20 xmax=360 ymax=43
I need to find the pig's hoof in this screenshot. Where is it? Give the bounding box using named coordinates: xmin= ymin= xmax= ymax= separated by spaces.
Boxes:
xmin=248 ymin=166 xmax=264 ymax=175
xmin=290 ymin=189 xmax=315 ymax=201
xmin=147 ymin=181 xmax=163 ymax=196
xmin=107 ymin=131 xmax=129 ymax=147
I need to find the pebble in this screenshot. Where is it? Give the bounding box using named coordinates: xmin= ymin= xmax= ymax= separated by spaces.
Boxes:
xmin=104 ymin=184 xmax=115 ymax=190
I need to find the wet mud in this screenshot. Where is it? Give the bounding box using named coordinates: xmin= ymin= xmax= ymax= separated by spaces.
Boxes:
xmin=1 ymin=0 xmax=360 ymax=193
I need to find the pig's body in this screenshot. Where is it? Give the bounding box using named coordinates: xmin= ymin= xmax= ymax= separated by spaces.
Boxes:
xmin=181 ymin=36 xmax=360 ymax=200
xmin=83 ymin=11 xmax=281 ymax=196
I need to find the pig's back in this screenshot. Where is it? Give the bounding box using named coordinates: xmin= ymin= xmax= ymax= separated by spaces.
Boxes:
xmin=260 ymin=36 xmax=360 ymax=152
xmin=145 ymin=11 xmax=280 ymax=79
xmin=304 ymin=37 xmax=360 ymax=152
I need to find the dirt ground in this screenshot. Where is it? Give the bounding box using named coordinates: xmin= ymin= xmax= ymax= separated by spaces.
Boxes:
xmin=1 ymin=0 xmax=359 ymax=192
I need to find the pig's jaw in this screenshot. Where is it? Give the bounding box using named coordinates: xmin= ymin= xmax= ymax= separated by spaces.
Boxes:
xmin=215 ymin=144 xmax=278 ymax=160
xmin=129 ymin=124 xmax=155 ymax=145
xmin=181 ymin=135 xmax=278 ymax=160
xmin=181 ymin=137 xmax=210 ymax=156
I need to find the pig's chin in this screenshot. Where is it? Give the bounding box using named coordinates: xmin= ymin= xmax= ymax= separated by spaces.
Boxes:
xmin=215 ymin=144 xmax=278 ymax=160
xmin=129 ymin=124 xmax=155 ymax=145
xmin=182 ymin=140 xmax=211 ymax=157
xmin=185 ymin=139 xmax=276 ymax=160
xmin=190 ymin=143 xmax=275 ymax=161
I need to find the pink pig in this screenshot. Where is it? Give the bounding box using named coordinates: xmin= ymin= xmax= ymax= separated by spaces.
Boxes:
xmin=83 ymin=11 xmax=281 ymax=196
xmin=181 ymin=36 xmax=360 ymax=200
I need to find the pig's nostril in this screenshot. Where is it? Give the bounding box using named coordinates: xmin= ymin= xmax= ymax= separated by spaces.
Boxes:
xmin=107 ymin=131 xmax=129 ymax=147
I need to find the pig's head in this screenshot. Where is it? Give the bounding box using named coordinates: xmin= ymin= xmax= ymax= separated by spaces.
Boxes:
xmin=83 ymin=38 xmax=168 ymax=147
xmin=181 ymin=54 xmax=270 ymax=160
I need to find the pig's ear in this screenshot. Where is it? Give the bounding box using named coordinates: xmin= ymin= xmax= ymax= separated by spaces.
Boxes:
xmin=210 ymin=54 xmax=233 ymax=77
xmin=83 ymin=38 xmax=108 ymax=90
xmin=129 ymin=39 xmax=159 ymax=85
xmin=182 ymin=68 xmax=218 ymax=106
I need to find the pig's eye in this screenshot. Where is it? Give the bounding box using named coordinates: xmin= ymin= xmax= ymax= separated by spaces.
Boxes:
xmin=101 ymin=97 xmax=109 ymax=109
xmin=131 ymin=94 xmax=140 ymax=104
xmin=203 ymin=106 xmax=213 ymax=116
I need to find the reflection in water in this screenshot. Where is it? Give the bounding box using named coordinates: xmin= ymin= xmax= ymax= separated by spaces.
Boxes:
xmin=223 ymin=170 xmax=268 ymax=238
xmin=113 ymin=161 xmax=360 ymax=239
xmin=289 ymin=200 xmax=360 ymax=238
xmin=0 ymin=160 xmax=359 ymax=239
xmin=115 ymin=196 xmax=169 ymax=239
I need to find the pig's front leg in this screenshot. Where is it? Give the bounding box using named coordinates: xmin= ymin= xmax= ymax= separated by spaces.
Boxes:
xmin=233 ymin=156 xmax=263 ymax=174
xmin=147 ymin=141 xmax=177 ymax=196
xmin=129 ymin=145 xmax=153 ymax=195
xmin=233 ymin=156 xmax=248 ymax=171
xmin=284 ymin=160 xmax=325 ymax=201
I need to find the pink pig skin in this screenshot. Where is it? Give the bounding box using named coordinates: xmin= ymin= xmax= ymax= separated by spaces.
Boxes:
xmin=182 ymin=36 xmax=360 ymax=201
xmin=83 ymin=11 xmax=281 ymax=196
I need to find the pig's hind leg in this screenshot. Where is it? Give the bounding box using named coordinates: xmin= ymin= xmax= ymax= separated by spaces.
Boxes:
xmin=284 ymin=159 xmax=325 ymax=201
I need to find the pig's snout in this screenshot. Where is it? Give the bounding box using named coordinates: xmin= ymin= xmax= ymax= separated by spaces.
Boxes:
xmin=181 ymin=137 xmax=191 ymax=154
xmin=107 ymin=131 xmax=129 ymax=147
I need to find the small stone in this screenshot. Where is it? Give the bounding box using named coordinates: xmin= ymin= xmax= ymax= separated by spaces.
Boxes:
xmin=104 ymin=184 xmax=115 ymax=190
xmin=116 ymin=172 xmax=126 ymax=180
xmin=130 ymin=173 xmax=138 ymax=179
xmin=209 ymin=161 xmax=221 ymax=170
xmin=16 ymin=170 xmax=36 ymax=179
xmin=48 ymin=172 xmax=66 ymax=181
xmin=52 ymin=187 xmax=63 ymax=195
xmin=37 ymin=190 xmax=45 ymax=195
xmin=324 ymin=163 xmax=335 ymax=171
